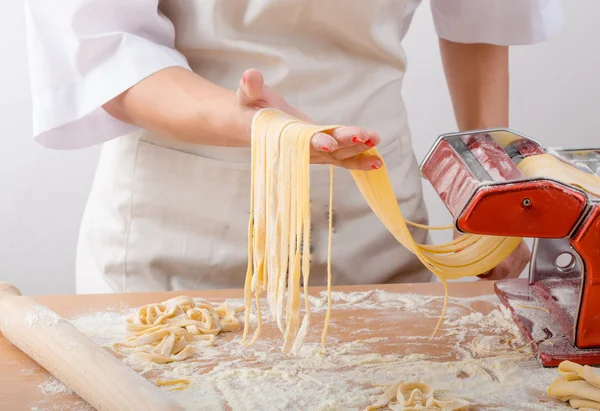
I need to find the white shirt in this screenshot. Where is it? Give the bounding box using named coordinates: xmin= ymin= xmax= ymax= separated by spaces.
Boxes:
xmin=24 ymin=0 xmax=563 ymax=150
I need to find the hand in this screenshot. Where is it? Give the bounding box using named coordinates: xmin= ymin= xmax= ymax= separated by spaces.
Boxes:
xmin=236 ymin=68 xmax=383 ymax=171
xmin=452 ymin=229 xmax=530 ymax=281
xmin=476 ymin=240 xmax=531 ymax=281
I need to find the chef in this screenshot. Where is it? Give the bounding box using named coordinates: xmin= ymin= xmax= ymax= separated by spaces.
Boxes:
xmin=24 ymin=1 xmax=563 ymax=294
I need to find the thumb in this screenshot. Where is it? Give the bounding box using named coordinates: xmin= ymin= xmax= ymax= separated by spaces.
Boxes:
xmin=237 ymin=68 xmax=265 ymax=106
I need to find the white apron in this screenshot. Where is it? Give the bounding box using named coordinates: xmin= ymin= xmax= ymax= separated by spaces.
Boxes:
xmin=75 ymin=0 xmax=432 ymax=294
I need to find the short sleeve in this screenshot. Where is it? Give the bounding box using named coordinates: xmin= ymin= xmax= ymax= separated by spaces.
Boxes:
xmin=430 ymin=0 xmax=564 ymax=46
xmin=24 ymin=0 xmax=191 ymax=150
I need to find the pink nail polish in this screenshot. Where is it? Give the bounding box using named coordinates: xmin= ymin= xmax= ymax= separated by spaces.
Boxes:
xmin=370 ymin=164 xmax=380 ymax=170
xmin=351 ymin=136 xmax=361 ymax=144
xmin=365 ymin=140 xmax=375 ymax=148
xmin=321 ymin=146 xmax=331 ymax=152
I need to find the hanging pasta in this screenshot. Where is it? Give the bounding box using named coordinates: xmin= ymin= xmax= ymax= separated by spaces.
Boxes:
xmin=242 ymin=108 xmax=600 ymax=354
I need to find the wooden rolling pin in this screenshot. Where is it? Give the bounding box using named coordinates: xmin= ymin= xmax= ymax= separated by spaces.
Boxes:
xmin=0 ymin=282 xmax=184 ymax=411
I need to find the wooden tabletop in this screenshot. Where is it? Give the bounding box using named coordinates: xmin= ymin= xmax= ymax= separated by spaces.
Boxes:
xmin=0 ymin=282 xmax=568 ymax=410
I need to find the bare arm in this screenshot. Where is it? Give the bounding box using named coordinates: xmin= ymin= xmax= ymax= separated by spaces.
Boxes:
xmin=103 ymin=66 xmax=248 ymax=146
xmin=438 ymin=38 xmax=509 ymax=131
xmin=439 ymin=38 xmax=530 ymax=280
xmin=102 ymin=66 xmax=382 ymax=170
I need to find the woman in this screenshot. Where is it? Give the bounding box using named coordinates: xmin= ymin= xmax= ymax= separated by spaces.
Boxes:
xmin=25 ymin=1 xmax=562 ymax=294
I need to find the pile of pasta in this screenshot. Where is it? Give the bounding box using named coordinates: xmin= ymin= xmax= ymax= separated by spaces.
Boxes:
xmin=364 ymin=381 xmax=470 ymax=411
xmin=548 ymin=360 xmax=600 ymax=410
xmin=113 ymin=296 xmax=242 ymax=364
xmin=243 ymin=108 xmax=600 ymax=354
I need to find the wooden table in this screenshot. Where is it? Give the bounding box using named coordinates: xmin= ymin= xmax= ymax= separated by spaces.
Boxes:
xmin=0 ymin=282 xmax=569 ymax=410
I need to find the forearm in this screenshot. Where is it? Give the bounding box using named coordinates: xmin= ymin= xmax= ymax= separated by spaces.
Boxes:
xmin=103 ymin=66 xmax=249 ymax=146
xmin=439 ymin=38 xmax=509 ymax=131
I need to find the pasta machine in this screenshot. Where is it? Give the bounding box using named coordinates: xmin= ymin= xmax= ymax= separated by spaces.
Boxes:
xmin=419 ymin=129 xmax=600 ymax=367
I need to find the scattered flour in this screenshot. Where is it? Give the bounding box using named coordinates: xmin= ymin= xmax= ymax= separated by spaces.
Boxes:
xmin=24 ymin=306 xmax=58 ymax=330
xmin=30 ymin=377 xmax=88 ymax=411
xmin=25 ymin=313 xmax=39 ymax=329
xmin=29 ymin=290 xmax=573 ymax=410
xmin=38 ymin=377 xmax=73 ymax=395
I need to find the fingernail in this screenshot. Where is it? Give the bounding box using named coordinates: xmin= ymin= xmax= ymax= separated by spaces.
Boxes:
xmin=370 ymin=163 xmax=380 ymax=170
xmin=351 ymin=136 xmax=361 ymax=144
xmin=365 ymin=140 xmax=375 ymax=148
xmin=321 ymin=146 xmax=331 ymax=152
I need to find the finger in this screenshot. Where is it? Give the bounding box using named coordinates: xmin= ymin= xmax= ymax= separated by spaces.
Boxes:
xmin=330 ymin=127 xmax=368 ymax=147
xmin=478 ymin=263 xmax=524 ymax=281
xmin=331 ymin=140 xmax=377 ymax=161
xmin=236 ymin=68 xmax=265 ymax=105
xmin=331 ymin=128 xmax=380 ymax=148
xmin=366 ymin=131 xmax=380 ymax=146
xmin=477 ymin=271 xmax=492 ymax=279
xmin=310 ymin=152 xmax=381 ymax=170
xmin=480 ymin=265 xmax=521 ymax=281
xmin=336 ymin=154 xmax=383 ymax=171
xmin=311 ymin=132 xmax=339 ymax=153
xmin=511 ymin=258 xmax=529 ymax=278
xmin=478 ymin=268 xmax=506 ymax=281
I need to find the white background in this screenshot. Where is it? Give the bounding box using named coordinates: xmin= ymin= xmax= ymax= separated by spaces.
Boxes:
xmin=1 ymin=1 xmax=599 ymax=295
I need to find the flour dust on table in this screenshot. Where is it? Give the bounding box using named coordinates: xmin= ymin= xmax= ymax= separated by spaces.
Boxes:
xmin=26 ymin=290 xmax=574 ymax=410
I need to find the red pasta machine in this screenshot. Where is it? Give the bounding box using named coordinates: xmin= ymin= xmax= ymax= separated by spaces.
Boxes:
xmin=419 ymin=129 xmax=600 ymax=367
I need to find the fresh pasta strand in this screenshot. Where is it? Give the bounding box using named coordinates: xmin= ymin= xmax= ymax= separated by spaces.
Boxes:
xmin=244 ymin=108 xmax=600 ymax=353
xmin=243 ymin=112 xmax=339 ymax=353
xmin=404 ymin=220 xmax=454 ymax=230
xmin=321 ymin=165 xmax=334 ymax=347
